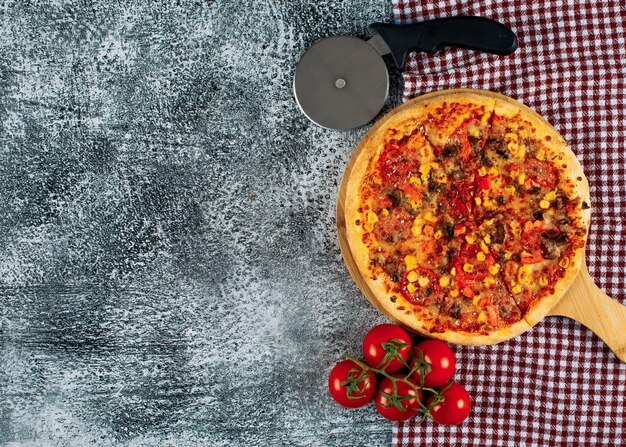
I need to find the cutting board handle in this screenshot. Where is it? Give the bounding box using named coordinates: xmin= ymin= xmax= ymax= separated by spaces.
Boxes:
xmin=549 ymin=265 xmax=626 ymax=362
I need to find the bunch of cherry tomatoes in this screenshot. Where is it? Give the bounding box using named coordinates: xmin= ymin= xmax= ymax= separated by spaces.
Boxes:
xmin=328 ymin=324 xmax=470 ymax=425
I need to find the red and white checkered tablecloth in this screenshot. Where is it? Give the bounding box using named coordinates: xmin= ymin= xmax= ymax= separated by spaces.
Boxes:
xmin=389 ymin=1 xmax=626 ymax=446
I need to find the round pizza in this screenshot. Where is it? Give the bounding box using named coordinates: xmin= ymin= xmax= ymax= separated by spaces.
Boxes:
xmin=343 ymin=89 xmax=591 ymax=345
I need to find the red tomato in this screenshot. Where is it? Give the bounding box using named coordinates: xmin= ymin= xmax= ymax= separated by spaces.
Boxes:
xmin=375 ymin=375 xmax=422 ymax=421
xmin=526 ymin=158 xmax=557 ymax=187
xmin=427 ymin=382 xmax=471 ymax=425
xmin=410 ymin=340 xmax=456 ymax=388
xmin=362 ymin=324 xmax=412 ymax=372
xmin=378 ymin=142 xmax=420 ymax=186
xmin=372 ymin=207 xmax=413 ymax=244
xmin=328 ymin=360 xmax=377 ymax=408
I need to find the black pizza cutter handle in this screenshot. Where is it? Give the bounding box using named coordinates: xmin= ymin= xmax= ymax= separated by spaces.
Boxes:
xmin=371 ymin=16 xmax=518 ymax=70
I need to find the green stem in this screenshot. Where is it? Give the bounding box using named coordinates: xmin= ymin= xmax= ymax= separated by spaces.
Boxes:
xmin=343 ymin=351 xmax=446 ymax=417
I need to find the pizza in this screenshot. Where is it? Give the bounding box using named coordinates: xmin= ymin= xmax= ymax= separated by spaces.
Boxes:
xmin=342 ymin=90 xmax=591 ymax=345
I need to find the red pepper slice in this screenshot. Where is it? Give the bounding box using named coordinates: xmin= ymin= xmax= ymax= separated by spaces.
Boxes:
xmin=520 ymin=250 xmax=543 ymax=264
xmin=475 ymin=174 xmax=494 ymax=191
xmin=398 ymin=182 xmax=423 ymax=202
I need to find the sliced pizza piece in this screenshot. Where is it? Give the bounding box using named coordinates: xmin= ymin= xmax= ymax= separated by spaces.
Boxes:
xmin=488 ymin=98 xmax=591 ymax=326
xmin=346 ymin=106 xmax=444 ymax=333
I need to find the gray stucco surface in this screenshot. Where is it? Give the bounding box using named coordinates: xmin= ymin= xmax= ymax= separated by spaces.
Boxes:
xmin=0 ymin=1 xmax=406 ymax=446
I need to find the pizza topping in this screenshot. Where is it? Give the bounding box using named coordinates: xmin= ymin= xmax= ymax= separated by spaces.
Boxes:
xmin=355 ymin=98 xmax=587 ymax=337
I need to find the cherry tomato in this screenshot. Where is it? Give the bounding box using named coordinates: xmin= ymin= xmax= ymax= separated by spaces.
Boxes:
xmin=427 ymin=382 xmax=471 ymax=425
xmin=375 ymin=375 xmax=422 ymax=421
xmin=328 ymin=360 xmax=377 ymax=408
xmin=362 ymin=324 xmax=412 ymax=372
xmin=410 ymin=339 xmax=456 ymax=388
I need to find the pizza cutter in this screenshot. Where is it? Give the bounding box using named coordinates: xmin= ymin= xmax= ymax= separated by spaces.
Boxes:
xmin=294 ymin=16 xmax=518 ymax=130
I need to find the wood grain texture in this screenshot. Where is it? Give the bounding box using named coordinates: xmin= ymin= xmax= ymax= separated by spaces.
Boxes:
xmin=548 ymin=263 xmax=626 ymax=362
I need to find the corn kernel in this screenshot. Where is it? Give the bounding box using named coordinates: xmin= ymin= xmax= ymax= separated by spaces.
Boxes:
xmin=505 ymin=132 xmax=518 ymax=140
xmin=478 ymin=166 xmax=488 ymax=177
xmin=488 ymin=166 xmax=499 ymax=176
xmin=483 ymin=276 xmax=496 ymax=287
xmin=449 ymin=289 xmax=459 ymax=297
xmin=518 ymin=173 xmax=526 ymax=185
xmin=535 ymin=149 xmax=545 ymax=161
xmin=545 ymin=191 xmax=557 ymax=201
xmin=407 ymin=271 xmax=419 ymax=282
xmin=410 ymin=200 xmax=420 ymax=209
xmin=505 ymin=251 xmax=513 ymax=260
xmin=454 ymin=225 xmax=466 ymax=236
xmin=439 ymin=276 xmax=450 ymax=287
xmin=463 ymin=263 xmax=474 ymax=273
xmin=518 ymin=265 xmax=531 ymax=284
xmin=539 ymin=200 xmax=550 ymax=209
xmin=480 ymin=241 xmax=489 ymax=253
xmin=475 ymin=197 xmax=482 ymax=205
xmin=512 ymin=284 xmax=522 ymax=294
xmin=469 ymin=127 xmax=481 ymax=138
xmin=472 ymin=295 xmax=481 ymax=305
xmin=436 ymin=174 xmax=448 ymax=184
xmin=434 ymin=230 xmax=443 ymax=240
xmin=465 ymin=234 xmax=476 ymax=244
xmin=505 ymin=185 xmax=516 ymax=194
xmin=404 ymin=255 xmax=417 ymax=271
xmin=484 ymin=234 xmax=492 ymax=244
xmin=381 ymin=208 xmax=389 ymax=216
xmin=451 ymin=267 xmax=457 ymax=277
xmin=559 ymin=257 xmax=570 ymax=268
xmin=477 ymin=252 xmax=486 ymax=262
xmin=483 ymin=197 xmax=496 ymax=210
xmin=489 ymin=264 xmax=501 ymax=275
xmin=477 ymin=311 xmax=488 ymax=323
xmin=419 ymin=162 xmax=439 ymax=182
xmin=418 ymin=276 xmax=430 ymax=287
xmin=409 ymin=176 xmax=421 ymax=185
xmin=407 ymin=283 xmax=417 ymax=293
xmin=424 ymin=212 xmax=437 ymax=223
xmin=367 ymin=212 xmax=378 ymax=224
xmin=539 ymin=276 xmax=548 ymax=286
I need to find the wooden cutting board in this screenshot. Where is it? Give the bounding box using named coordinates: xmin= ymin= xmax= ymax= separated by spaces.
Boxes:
xmin=336 ymin=89 xmax=626 ymax=362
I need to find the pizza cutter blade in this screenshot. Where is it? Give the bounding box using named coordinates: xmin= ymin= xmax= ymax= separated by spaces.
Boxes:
xmin=293 ymin=16 xmax=518 ymax=131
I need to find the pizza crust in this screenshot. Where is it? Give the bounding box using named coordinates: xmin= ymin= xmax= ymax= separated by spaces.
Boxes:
xmin=341 ymin=89 xmax=590 ymax=345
